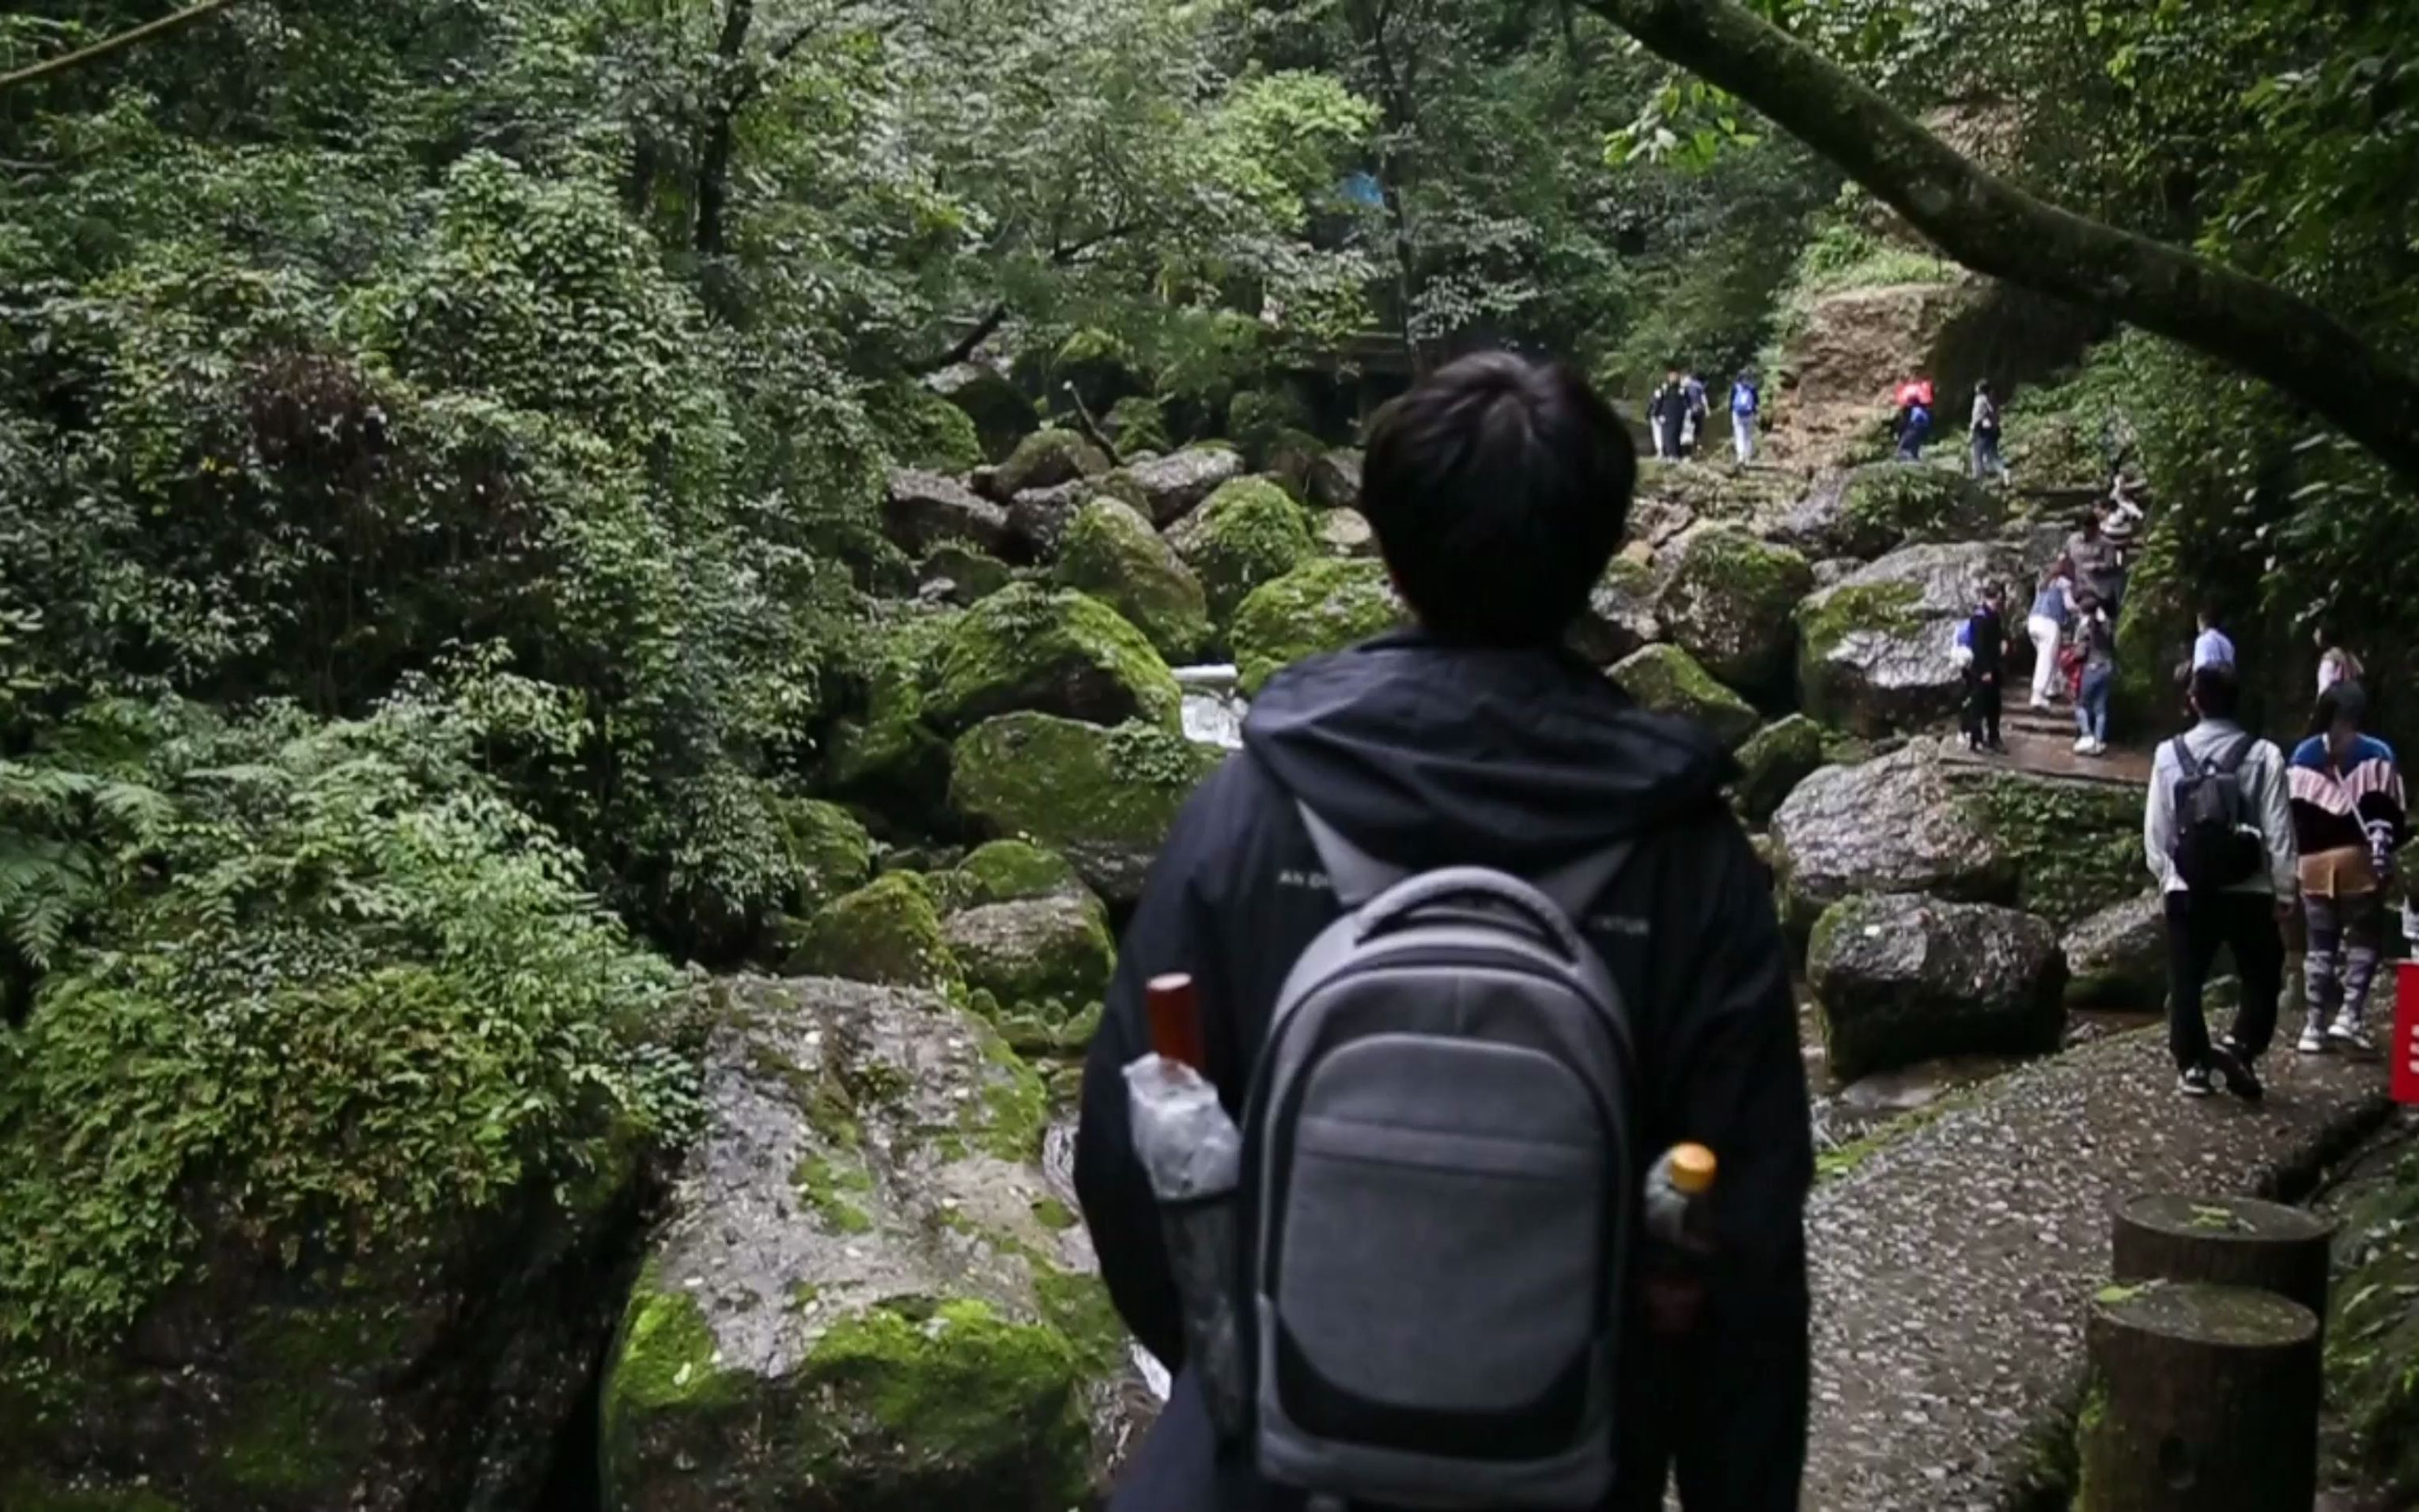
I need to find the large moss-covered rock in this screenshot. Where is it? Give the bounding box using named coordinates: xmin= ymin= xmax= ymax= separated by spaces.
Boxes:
xmin=1961 ymin=769 xmax=2148 ymax=929
xmin=1103 ymin=395 xmax=1171 ymax=458
xmin=599 ymin=977 xmax=1140 ymax=1512
xmin=1652 ymin=526 xmax=1813 ymax=698
xmin=927 ymin=362 xmax=1039 ymax=464
xmin=995 ymin=428 xmax=1111 ymax=500
xmin=876 ymin=384 xmax=988 ymax=475
xmin=950 ymin=714 xmax=1223 ymax=904
xmin=1569 ymin=554 xmax=1663 ymax=667
xmin=824 ymin=607 xmax=959 ymax=824
xmin=2062 ymin=891 xmax=2168 ymax=1008
xmin=1166 ymin=478 xmax=1316 ymax=624
xmin=1226 ymin=387 xmax=1317 ymax=468
xmin=944 ymin=894 xmax=1115 ymax=1024
xmin=1610 ymin=644 xmax=1761 ymax=750
xmin=1769 ymin=743 xmax=2013 ymax=934
xmin=927 ymin=584 xmax=1182 ymax=735
xmin=1053 ymin=498 xmax=1213 ymax=662
xmin=777 ymin=798 xmax=877 ymax=916
xmin=1230 ymin=558 xmax=1408 ymax=697
xmin=1123 ymin=444 xmax=1245 ymax=527
xmin=1808 ymin=893 xmax=2067 ymax=1081
xmin=1316 ymin=507 xmax=1376 ymax=558
xmin=782 ymin=873 xmax=961 ymax=989
xmin=884 ymin=469 xmax=1014 ymax=558
xmin=917 ymin=543 xmax=1016 ymax=607
xmin=1768 ymin=463 xmax=2005 ymax=561
xmin=950 ymin=841 xmax=1090 ymax=908
xmin=1733 ymin=714 xmax=1827 ymax=826
xmin=1795 ymin=541 xmax=2024 ymax=735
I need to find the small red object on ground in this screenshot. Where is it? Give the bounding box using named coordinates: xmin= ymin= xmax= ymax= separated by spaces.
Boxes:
xmin=2392 ymin=962 xmax=2419 ymax=1104
xmin=1147 ymin=973 xmax=1206 ymax=1071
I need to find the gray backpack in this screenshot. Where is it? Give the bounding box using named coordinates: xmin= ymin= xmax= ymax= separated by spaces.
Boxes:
xmin=1242 ymin=802 xmax=1638 ymax=1509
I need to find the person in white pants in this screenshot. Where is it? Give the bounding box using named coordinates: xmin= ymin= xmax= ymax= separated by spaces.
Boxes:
xmin=2027 ymin=559 xmax=2073 ymax=709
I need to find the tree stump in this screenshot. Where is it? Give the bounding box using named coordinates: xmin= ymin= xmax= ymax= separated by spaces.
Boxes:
xmin=2111 ymin=1193 xmax=2336 ymax=1341
xmin=2079 ymin=1280 xmax=2319 ymax=1512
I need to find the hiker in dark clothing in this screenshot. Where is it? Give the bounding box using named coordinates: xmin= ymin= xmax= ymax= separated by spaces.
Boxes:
xmin=1648 ymin=369 xmax=1689 ymax=460
xmin=1956 ymin=585 xmax=2009 ymax=753
xmin=1076 ymin=353 xmax=1812 ymax=1512
xmin=2289 ymin=683 xmax=2408 ymax=1054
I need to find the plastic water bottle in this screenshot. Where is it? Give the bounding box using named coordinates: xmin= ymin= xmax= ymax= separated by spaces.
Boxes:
xmin=1643 ymin=1142 xmax=1718 ymax=1249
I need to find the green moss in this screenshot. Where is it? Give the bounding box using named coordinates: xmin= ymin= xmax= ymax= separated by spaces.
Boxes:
xmin=1839 ymin=465 xmax=1997 ymax=544
xmin=917 ymin=542 xmax=1015 ymax=605
xmin=1030 ymin=1196 xmax=1077 ymax=1231
xmin=1230 ymin=558 xmax=1407 ymax=695
xmin=793 ymin=1155 xmax=878 ymax=1234
xmin=784 ymin=873 xmax=962 ymax=990
xmin=798 ymin=1298 xmax=1088 ymax=1500
xmin=1105 ymin=395 xmax=1171 ymax=456
xmin=995 ymin=427 xmax=1109 ymax=497
xmin=951 ymin=841 xmax=1083 ymax=906
xmin=1609 ymin=644 xmax=1762 ymax=750
xmin=948 ymin=898 xmax=1115 ymax=1018
xmin=1796 ymin=580 xmax=1926 ymax=664
xmin=1733 ymin=715 xmax=1827 ymax=825
xmin=1812 ymin=1091 xmax=1968 ymax=1182
xmin=1053 ymin=499 xmax=1213 ymax=662
xmin=1170 ymin=478 xmax=1317 ymax=625
xmin=1034 ymin=1267 xmax=1127 ymax=1375
xmin=773 ymin=797 xmax=875 ymax=916
xmin=602 ymin=1286 xmax=745 ymax=1461
xmin=1963 ymin=774 xmax=2143 ymax=928
xmin=874 ymin=382 xmax=985 ymax=474
xmin=949 ymin=713 xmax=1220 ymax=858
xmin=825 ymin=610 xmax=958 ymax=813
xmin=1657 ymin=527 xmax=1813 ymax=694
xmin=1225 ymin=387 xmax=1317 ymax=467
xmin=966 ymin=1025 xmax=1051 ymax=1162
xmin=0 ymin=1476 xmax=181 ymax=1512
xmin=927 ymin=583 xmax=1182 ymax=734
xmin=214 ymin=1381 xmax=369 ymax=1493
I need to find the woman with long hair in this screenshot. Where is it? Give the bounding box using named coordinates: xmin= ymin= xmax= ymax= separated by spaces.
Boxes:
xmin=2289 ymin=682 xmax=2408 ymax=1053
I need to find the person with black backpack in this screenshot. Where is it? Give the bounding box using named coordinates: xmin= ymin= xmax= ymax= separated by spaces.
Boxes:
xmin=2143 ymin=663 xmax=2299 ymax=1099
xmin=1075 ymin=352 xmax=1812 ymax=1512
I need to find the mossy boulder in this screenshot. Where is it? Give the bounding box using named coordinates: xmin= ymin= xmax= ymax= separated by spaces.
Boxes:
xmin=1569 ymin=554 xmax=1664 ymax=667
xmin=2062 ymin=891 xmax=2168 ymax=1008
xmin=1122 ymin=444 xmax=1245 ymax=527
xmin=1103 ymin=395 xmax=1172 ymax=457
xmin=1768 ymin=743 xmax=2014 ymax=936
xmin=777 ymin=797 xmax=877 ymax=916
xmin=873 ymin=382 xmax=988 ymax=475
xmin=1316 ymin=507 xmax=1376 ymax=558
xmin=1226 ymin=387 xmax=1317 ymax=468
xmin=1053 ymin=328 xmax=1145 ymax=414
xmin=599 ymin=976 xmax=1142 ymax=1511
xmin=782 ymin=873 xmax=961 ymax=990
xmin=926 ymin=584 xmax=1182 ymax=735
xmin=1795 ymin=541 xmax=2024 ymax=736
xmin=944 ymin=894 xmax=1116 ymax=1025
xmin=1652 ymin=526 xmax=1813 ymax=698
xmin=950 ymin=714 xmax=1223 ymax=904
xmin=1770 ymin=463 xmax=2005 ymax=561
xmin=1230 ymin=558 xmax=1408 ymax=697
xmin=1053 ymin=498 xmax=1214 ymax=663
xmin=1733 ymin=714 xmax=1827 ymax=826
xmin=1166 ymin=478 xmax=1316 ymax=625
xmin=917 ymin=543 xmax=1017 ymax=607
xmin=824 ymin=607 xmax=959 ymax=825
xmin=995 ymin=428 xmax=1111 ymax=499
xmin=1610 ymin=644 xmax=1762 ymax=750
xmin=1263 ymin=428 xmax=1330 ymax=501
xmin=885 ymin=468 xmax=1014 ymax=558
xmin=927 ymin=362 xmax=1039 ymax=464
xmin=1808 ymin=893 xmax=2067 ymax=1081
xmin=950 ymin=841 xmax=1090 ymax=907
xmin=1961 ymin=769 xmax=2147 ymax=929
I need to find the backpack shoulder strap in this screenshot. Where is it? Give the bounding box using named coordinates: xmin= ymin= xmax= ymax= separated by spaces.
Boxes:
xmin=1295 ymin=800 xmax=1408 ymax=909
xmin=1534 ymin=840 xmax=1639 ymax=920
xmin=2217 ymin=733 xmax=2258 ymax=775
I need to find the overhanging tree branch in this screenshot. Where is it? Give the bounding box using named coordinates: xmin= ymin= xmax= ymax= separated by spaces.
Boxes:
xmin=0 ymin=0 xmax=242 ymax=94
xmin=1583 ymin=0 xmax=2419 ymax=489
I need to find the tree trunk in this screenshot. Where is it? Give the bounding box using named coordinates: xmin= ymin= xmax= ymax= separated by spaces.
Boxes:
xmin=0 ymin=0 xmax=240 ymax=93
xmin=2111 ymin=1193 xmax=2336 ymax=1344
xmin=693 ymin=0 xmax=755 ymax=323
xmin=1582 ymin=0 xmax=2419 ymax=490
xmin=2080 ymin=1280 xmax=2319 ymax=1512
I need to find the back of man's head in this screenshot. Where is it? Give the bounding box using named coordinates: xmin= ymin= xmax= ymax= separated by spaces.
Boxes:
xmin=1361 ymin=352 xmax=1634 ymax=648
xmin=2190 ymin=662 xmax=2242 ymax=722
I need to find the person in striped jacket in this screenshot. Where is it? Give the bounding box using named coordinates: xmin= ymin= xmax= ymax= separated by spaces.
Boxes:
xmin=2289 ymin=682 xmax=2409 ymax=1053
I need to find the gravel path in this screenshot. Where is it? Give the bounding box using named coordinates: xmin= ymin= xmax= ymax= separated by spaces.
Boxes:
xmin=1804 ymin=1022 xmax=2393 ymax=1510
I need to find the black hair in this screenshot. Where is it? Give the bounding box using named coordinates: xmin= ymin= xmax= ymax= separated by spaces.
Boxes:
xmin=2311 ymin=681 xmax=2369 ymax=738
xmin=2190 ymin=661 xmax=2242 ymax=720
xmin=1360 ymin=351 xmax=1635 ymax=647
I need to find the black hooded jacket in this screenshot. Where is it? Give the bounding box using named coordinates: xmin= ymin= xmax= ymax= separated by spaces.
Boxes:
xmin=1074 ymin=632 xmax=1812 ymax=1512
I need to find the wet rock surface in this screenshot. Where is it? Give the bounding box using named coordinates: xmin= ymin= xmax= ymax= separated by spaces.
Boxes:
xmin=2062 ymin=890 xmax=2168 ymax=1009
xmin=885 ymin=468 xmax=1015 ymax=558
xmin=1769 ymin=742 xmax=2012 ymax=931
xmin=1795 ymin=540 xmax=2024 ymax=736
xmin=1651 ymin=525 xmax=1813 ymax=698
xmin=1124 ymin=444 xmax=1246 ymax=527
xmin=1808 ymin=893 xmax=2067 ymax=1081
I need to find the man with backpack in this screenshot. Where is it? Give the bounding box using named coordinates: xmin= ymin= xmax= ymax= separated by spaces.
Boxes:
xmin=1077 ymin=352 xmax=1812 ymax=1512
xmin=1955 ymin=584 xmax=2009 ymax=754
xmin=1729 ymin=373 xmax=1761 ymax=466
xmin=2143 ymin=663 xmax=2299 ymax=1099
xmin=1648 ymin=369 xmax=1689 ymax=460
xmin=1968 ymin=381 xmax=2005 ymax=482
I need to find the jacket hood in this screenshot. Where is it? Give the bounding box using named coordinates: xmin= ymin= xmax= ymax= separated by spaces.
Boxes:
xmin=1241 ymin=630 xmax=1735 ymax=875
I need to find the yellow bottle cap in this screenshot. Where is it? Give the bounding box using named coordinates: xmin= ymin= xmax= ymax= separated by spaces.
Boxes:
xmin=1669 ymin=1143 xmax=1718 ymax=1196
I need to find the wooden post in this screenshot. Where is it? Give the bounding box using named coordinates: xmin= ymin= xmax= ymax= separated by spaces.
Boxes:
xmin=2079 ymin=1280 xmax=2319 ymax=1512
xmin=2111 ymin=1193 xmax=2336 ymax=1341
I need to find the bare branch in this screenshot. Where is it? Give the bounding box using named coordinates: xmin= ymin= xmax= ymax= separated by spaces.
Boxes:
xmin=0 ymin=0 xmax=243 ymax=94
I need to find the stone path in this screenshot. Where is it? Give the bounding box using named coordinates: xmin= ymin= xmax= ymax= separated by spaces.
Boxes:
xmin=1802 ymin=1021 xmax=2393 ymax=1510
xmin=1937 ymin=703 xmax=2154 ymax=789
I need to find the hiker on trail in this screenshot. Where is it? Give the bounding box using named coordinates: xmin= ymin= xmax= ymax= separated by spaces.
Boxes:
xmin=1682 ymin=370 xmax=1710 ymax=455
xmin=1968 ymin=381 xmax=2005 ymax=482
xmin=1077 ymin=352 xmax=1812 ymax=1512
xmin=1729 ymin=372 xmax=1762 ymax=466
xmin=1956 ymin=585 xmax=2009 ymax=754
xmin=2289 ymin=682 xmax=2408 ymax=1056
xmin=2064 ymin=511 xmax=2126 ymax=620
xmin=2315 ymin=626 xmax=2365 ymax=699
xmin=2102 ymin=476 xmax=2145 ymax=565
xmin=1894 ymin=395 xmax=1933 ymax=461
xmin=2145 ymin=663 xmax=2298 ymax=1101
xmin=2027 ymin=559 xmax=2074 ymax=710
xmin=2193 ymin=607 xmax=2236 ymax=671
xmin=2070 ymin=590 xmax=2118 ymax=757
xmin=1649 ymin=369 xmax=1689 ymax=461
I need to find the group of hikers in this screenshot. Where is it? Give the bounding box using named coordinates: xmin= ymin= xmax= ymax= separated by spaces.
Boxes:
xmin=1075 ymin=352 xmax=2403 ymax=1512
xmin=1955 ymin=483 xmax=2145 ymax=757
xmin=1647 ymin=365 xmax=2010 ymax=482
